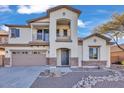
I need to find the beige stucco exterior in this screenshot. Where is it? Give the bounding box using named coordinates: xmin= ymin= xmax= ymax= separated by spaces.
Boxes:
xmin=34 ymin=18 xmax=49 ymax=23
xmin=78 ymin=45 xmax=83 ymax=67
xmin=8 ymin=27 xmax=31 ymax=44
xmin=49 ymin=8 xmax=78 ymax=58
xmin=82 ymin=36 xmax=110 ymax=67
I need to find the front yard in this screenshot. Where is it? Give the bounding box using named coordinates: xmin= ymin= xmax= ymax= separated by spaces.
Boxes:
xmin=31 ymin=66 xmax=124 ymax=88
xmin=1 ymin=65 xmax=124 ymax=88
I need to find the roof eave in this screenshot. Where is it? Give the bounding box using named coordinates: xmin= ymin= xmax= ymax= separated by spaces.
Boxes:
xmin=83 ymin=33 xmax=111 ymax=41
xmin=27 ymin=15 xmax=49 ymax=24
xmin=47 ymin=5 xmax=81 ymax=16
xmin=5 ymin=24 xmax=30 ymax=28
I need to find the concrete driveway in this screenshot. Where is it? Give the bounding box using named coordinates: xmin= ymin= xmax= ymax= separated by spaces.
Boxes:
xmin=0 ymin=66 xmax=48 ymax=88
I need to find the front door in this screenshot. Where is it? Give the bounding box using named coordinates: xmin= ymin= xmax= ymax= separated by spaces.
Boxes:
xmin=61 ymin=49 xmax=69 ymax=65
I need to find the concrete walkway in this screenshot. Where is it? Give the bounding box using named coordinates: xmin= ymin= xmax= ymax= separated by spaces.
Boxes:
xmin=0 ymin=66 xmax=48 ymax=88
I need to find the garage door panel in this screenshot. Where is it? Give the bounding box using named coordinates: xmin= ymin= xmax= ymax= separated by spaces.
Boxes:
xmin=12 ymin=51 xmax=47 ymax=66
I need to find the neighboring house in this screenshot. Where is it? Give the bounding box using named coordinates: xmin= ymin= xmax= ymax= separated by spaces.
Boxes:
xmin=111 ymin=44 xmax=124 ymax=64
xmin=0 ymin=31 xmax=8 ymax=66
xmin=3 ymin=5 xmax=112 ymax=67
xmin=0 ymin=31 xmax=8 ymax=45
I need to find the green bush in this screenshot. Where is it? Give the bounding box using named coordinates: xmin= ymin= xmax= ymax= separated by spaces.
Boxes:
xmin=121 ymin=61 xmax=124 ymax=65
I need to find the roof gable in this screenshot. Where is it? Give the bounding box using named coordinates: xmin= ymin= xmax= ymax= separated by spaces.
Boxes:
xmin=83 ymin=33 xmax=111 ymax=41
xmin=27 ymin=15 xmax=49 ymax=23
xmin=47 ymin=5 xmax=81 ymax=15
xmin=27 ymin=5 xmax=81 ymax=23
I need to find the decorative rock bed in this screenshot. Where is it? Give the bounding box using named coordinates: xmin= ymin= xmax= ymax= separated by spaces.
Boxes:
xmin=73 ymin=68 xmax=124 ymax=88
xmin=38 ymin=68 xmax=67 ymax=78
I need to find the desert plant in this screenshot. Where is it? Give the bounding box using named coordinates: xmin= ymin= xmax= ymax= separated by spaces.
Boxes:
xmin=93 ymin=13 xmax=124 ymax=51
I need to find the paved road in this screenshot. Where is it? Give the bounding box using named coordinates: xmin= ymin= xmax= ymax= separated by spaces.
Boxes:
xmin=31 ymin=71 xmax=112 ymax=88
xmin=0 ymin=66 xmax=48 ymax=88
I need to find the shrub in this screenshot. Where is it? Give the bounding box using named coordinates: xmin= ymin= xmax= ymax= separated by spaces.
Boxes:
xmin=121 ymin=61 xmax=124 ymax=65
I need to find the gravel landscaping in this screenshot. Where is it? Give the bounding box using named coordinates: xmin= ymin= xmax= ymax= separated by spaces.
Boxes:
xmin=31 ymin=72 xmax=85 ymax=88
xmin=31 ymin=68 xmax=116 ymax=88
xmin=93 ymin=80 xmax=124 ymax=88
xmin=30 ymin=65 xmax=124 ymax=88
xmin=73 ymin=69 xmax=124 ymax=88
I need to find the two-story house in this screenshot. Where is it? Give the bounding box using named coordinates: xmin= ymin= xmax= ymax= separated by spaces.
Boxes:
xmin=3 ymin=5 xmax=112 ymax=68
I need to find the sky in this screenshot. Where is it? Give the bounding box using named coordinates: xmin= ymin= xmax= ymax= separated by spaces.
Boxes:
xmin=0 ymin=5 xmax=124 ymax=43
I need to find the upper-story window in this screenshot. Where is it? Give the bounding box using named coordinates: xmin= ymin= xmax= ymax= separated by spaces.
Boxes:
xmin=56 ymin=29 xmax=60 ymax=37
xmin=37 ymin=30 xmax=42 ymax=40
xmin=37 ymin=29 xmax=49 ymax=41
xmin=44 ymin=29 xmax=49 ymax=41
xmin=63 ymin=29 xmax=68 ymax=36
xmin=11 ymin=28 xmax=20 ymax=38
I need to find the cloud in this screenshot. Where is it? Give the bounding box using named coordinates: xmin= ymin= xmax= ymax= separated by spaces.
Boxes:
xmin=0 ymin=25 xmax=9 ymax=31
xmin=17 ymin=5 xmax=55 ymax=14
xmin=78 ymin=19 xmax=86 ymax=28
xmin=97 ymin=9 xmax=109 ymax=14
xmin=0 ymin=5 xmax=11 ymax=12
xmin=78 ymin=19 xmax=93 ymax=28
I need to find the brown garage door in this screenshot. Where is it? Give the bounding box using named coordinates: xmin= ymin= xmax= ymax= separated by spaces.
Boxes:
xmin=12 ymin=50 xmax=47 ymax=66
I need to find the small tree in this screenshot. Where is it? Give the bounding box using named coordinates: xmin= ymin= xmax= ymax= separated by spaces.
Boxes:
xmin=94 ymin=13 xmax=124 ymax=51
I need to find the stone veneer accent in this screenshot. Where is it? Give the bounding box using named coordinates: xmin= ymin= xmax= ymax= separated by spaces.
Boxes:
xmin=4 ymin=57 xmax=10 ymax=66
xmin=70 ymin=57 xmax=78 ymax=66
xmin=82 ymin=60 xmax=106 ymax=67
xmin=0 ymin=55 xmax=4 ymax=66
xmin=47 ymin=58 xmax=57 ymax=66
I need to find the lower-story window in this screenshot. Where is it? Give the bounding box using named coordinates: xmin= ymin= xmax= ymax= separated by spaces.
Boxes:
xmin=89 ymin=46 xmax=99 ymax=60
xmin=12 ymin=52 xmax=16 ymax=54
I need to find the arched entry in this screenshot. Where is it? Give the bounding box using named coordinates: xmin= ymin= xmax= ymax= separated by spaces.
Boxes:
xmin=57 ymin=48 xmax=70 ymax=66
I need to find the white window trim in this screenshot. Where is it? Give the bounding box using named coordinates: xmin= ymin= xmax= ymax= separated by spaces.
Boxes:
xmin=89 ymin=47 xmax=100 ymax=60
xmin=10 ymin=28 xmax=20 ymax=38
